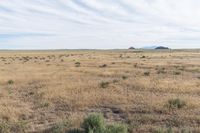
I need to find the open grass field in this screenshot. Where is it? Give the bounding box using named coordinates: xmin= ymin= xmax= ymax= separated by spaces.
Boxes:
xmin=0 ymin=49 xmax=200 ymax=133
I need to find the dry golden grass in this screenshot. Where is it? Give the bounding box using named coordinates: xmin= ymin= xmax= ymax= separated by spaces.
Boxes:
xmin=0 ymin=49 xmax=200 ymax=133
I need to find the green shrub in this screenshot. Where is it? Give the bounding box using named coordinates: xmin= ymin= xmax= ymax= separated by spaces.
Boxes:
xmin=167 ymin=98 xmax=186 ymax=109
xmin=105 ymin=123 xmax=128 ymax=133
xmin=82 ymin=114 xmax=105 ymax=133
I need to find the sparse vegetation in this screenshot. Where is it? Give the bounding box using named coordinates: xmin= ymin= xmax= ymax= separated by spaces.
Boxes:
xmin=0 ymin=50 xmax=199 ymax=133
xmin=105 ymin=124 xmax=128 ymax=133
xmin=0 ymin=121 xmax=27 ymax=133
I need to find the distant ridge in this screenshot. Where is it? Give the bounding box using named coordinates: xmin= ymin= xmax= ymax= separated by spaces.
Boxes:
xmin=141 ymin=45 xmax=170 ymax=49
xmin=155 ymin=46 xmax=169 ymax=49
xmin=141 ymin=46 xmax=158 ymax=49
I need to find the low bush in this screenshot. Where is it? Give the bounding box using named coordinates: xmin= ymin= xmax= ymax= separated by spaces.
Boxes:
xmin=167 ymin=98 xmax=186 ymax=109
xmin=105 ymin=123 xmax=128 ymax=133
xmin=82 ymin=114 xmax=128 ymax=133
xmin=82 ymin=113 xmax=105 ymax=133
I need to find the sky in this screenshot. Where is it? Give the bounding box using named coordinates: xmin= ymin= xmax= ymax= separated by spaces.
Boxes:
xmin=0 ymin=0 xmax=200 ymax=49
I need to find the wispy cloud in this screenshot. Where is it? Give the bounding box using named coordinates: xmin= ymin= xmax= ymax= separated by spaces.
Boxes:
xmin=0 ymin=0 xmax=200 ymax=49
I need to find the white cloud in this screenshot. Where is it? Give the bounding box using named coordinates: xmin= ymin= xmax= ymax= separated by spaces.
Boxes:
xmin=0 ymin=0 xmax=200 ymax=49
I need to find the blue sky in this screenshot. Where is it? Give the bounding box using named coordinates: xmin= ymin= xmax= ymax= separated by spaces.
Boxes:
xmin=0 ymin=0 xmax=200 ymax=49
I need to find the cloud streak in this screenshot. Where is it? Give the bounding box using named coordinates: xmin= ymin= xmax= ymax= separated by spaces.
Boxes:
xmin=0 ymin=0 xmax=200 ymax=49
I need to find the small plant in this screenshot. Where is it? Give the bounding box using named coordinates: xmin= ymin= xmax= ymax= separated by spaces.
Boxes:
xmin=140 ymin=55 xmax=146 ymax=58
xmin=122 ymin=76 xmax=128 ymax=80
xmin=40 ymin=101 xmax=50 ymax=108
xmin=82 ymin=113 xmax=105 ymax=133
xmin=174 ymin=71 xmax=181 ymax=75
xmin=99 ymin=64 xmax=107 ymax=68
xmin=105 ymin=123 xmax=128 ymax=133
xmin=75 ymin=62 xmax=81 ymax=65
xmin=157 ymin=68 xmax=167 ymax=74
xmin=167 ymin=98 xmax=186 ymax=109
xmin=100 ymin=81 xmax=109 ymax=88
xmin=75 ymin=62 xmax=81 ymax=67
xmin=113 ymin=79 xmax=119 ymax=83
xmin=144 ymin=72 xmax=150 ymax=76
xmin=7 ymin=80 xmax=14 ymax=85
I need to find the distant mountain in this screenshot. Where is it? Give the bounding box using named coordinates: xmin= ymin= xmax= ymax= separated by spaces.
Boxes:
xmin=155 ymin=46 xmax=169 ymax=49
xmin=141 ymin=46 xmax=158 ymax=49
xmin=141 ymin=45 xmax=170 ymax=49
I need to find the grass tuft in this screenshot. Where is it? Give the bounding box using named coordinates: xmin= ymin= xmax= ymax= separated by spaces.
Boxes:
xmin=167 ymin=98 xmax=186 ymax=109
